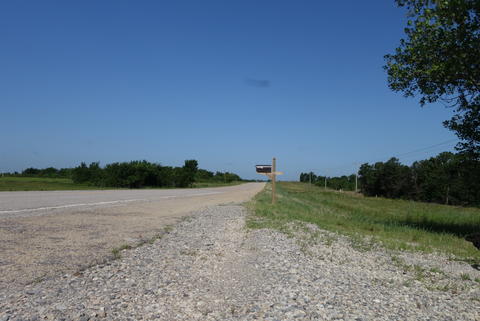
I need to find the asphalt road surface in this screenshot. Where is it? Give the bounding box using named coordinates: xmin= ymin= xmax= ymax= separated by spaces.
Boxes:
xmin=0 ymin=185 xmax=254 ymax=219
xmin=0 ymin=182 xmax=265 ymax=289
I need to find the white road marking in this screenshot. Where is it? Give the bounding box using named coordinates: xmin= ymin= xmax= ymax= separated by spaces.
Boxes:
xmin=0 ymin=191 xmax=224 ymax=215
xmin=0 ymin=199 xmax=148 ymax=214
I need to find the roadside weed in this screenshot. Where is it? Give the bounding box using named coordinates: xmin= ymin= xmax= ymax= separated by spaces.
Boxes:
xmin=460 ymin=273 xmax=471 ymax=281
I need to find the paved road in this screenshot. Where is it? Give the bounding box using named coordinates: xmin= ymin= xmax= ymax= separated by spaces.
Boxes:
xmin=0 ymin=183 xmax=261 ymax=218
xmin=0 ymin=182 xmax=265 ymax=289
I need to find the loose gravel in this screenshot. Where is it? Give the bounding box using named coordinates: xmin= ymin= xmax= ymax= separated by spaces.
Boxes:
xmin=1 ymin=205 xmax=479 ymax=321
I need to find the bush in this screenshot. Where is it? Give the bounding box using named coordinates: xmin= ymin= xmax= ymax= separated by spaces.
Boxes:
xmin=21 ymin=159 xmax=243 ymax=189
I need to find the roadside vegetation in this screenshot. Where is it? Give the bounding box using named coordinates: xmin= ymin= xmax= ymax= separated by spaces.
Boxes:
xmin=192 ymin=181 xmax=243 ymax=188
xmin=301 ymin=152 xmax=480 ymax=207
xmin=248 ymin=182 xmax=480 ymax=263
xmin=1 ymin=160 xmax=246 ymax=191
xmin=0 ymin=177 xmax=94 ymax=191
xmin=71 ymin=160 xmax=201 ymax=188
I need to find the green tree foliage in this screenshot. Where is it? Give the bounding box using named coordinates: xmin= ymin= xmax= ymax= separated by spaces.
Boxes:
xmin=102 ymin=161 xmax=161 ymax=188
xmin=385 ymin=0 xmax=480 ymax=157
xmin=179 ymin=159 xmax=199 ymax=187
xmin=223 ymin=172 xmax=241 ymax=183
xmin=195 ymin=169 xmax=214 ymax=181
xmin=359 ymin=158 xmax=412 ymax=199
xmin=72 ymin=162 xmax=95 ymax=184
xmin=299 ymin=172 xmax=319 ymax=184
xmin=21 ymin=167 xmax=72 ymax=178
xmin=195 ymin=169 xmax=241 ymax=184
xmin=16 ymin=160 xmax=243 ymax=189
xmin=60 ymin=160 xmax=242 ymax=188
xmin=359 ymin=152 xmax=480 ymax=206
xmin=328 ymin=175 xmax=357 ymax=191
xmin=22 ymin=168 xmax=41 ymax=176
xmin=299 ymin=172 xmax=356 ymax=191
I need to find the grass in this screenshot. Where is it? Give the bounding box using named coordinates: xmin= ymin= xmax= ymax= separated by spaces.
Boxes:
xmin=0 ymin=176 xmax=246 ymax=191
xmin=0 ymin=176 xmax=98 ymax=191
xmin=247 ymin=182 xmax=480 ymax=263
xmin=110 ymin=225 xmax=174 ymax=259
xmin=111 ymin=244 xmax=132 ymax=259
xmin=429 ymin=267 xmax=444 ymax=274
xmin=461 ymin=273 xmax=472 ymax=281
xmin=192 ymin=181 xmax=244 ymax=188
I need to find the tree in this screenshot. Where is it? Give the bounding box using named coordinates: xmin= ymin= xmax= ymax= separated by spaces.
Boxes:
xmin=175 ymin=160 xmax=198 ymax=187
xmin=196 ymin=169 xmax=214 ymax=181
xmin=15 ymin=160 xmax=243 ymax=189
xmin=22 ymin=168 xmax=40 ymax=176
xmin=183 ymin=159 xmax=198 ymax=174
xmin=358 ymin=152 xmax=479 ymax=206
xmin=72 ymin=162 xmax=91 ymax=184
xmin=385 ymin=0 xmax=480 ymax=157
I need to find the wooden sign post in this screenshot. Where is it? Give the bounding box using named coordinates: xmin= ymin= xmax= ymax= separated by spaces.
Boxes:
xmin=256 ymin=158 xmax=283 ymax=205
xmin=272 ymin=157 xmax=276 ymax=204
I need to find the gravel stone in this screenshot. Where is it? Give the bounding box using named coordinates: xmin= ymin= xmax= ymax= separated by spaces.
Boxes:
xmin=1 ymin=205 xmax=479 ymax=320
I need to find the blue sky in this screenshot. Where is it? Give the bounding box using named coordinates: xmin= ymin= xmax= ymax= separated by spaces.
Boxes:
xmin=0 ymin=1 xmax=458 ymax=180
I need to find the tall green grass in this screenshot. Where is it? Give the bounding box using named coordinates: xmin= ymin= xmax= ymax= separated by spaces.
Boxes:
xmin=0 ymin=177 xmax=97 ymax=191
xmin=0 ymin=176 xmax=245 ymax=191
xmin=248 ymin=182 xmax=480 ymax=263
xmin=192 ymin=181 xmax=243 ymax=188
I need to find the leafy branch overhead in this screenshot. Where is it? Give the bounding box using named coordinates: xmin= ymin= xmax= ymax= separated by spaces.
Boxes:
xmin=385 ymin=0 xmax=480 ymax=156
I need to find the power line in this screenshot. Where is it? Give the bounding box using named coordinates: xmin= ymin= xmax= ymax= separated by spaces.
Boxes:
xmin=319 ymin=139 xmax=458 ymax=174
xmin=393 ymin=139 xmax=457 ymax=158
xmin=395 ymin=144 xmax=457 ymax=162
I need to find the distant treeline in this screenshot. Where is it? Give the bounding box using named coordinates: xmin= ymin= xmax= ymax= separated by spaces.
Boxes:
xmin=19 ymin=167 xmax=73 ymax=178
xmin=300 ymin=152 xmax=480 ymax=207
xmin=5 ymin=160 xmax=243 ymax=188
xmin=359 ymin=152 xmax=479 ymax=206
xmin=299 ymin=173 xmax=357 ymax=191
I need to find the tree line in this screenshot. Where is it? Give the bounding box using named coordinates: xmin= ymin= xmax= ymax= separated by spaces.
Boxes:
xmin=359 ymin=152 xmax=479 ymax=206
xmin=299 ymin=172 xmax=357 ymax=191
xmin=5 ymin=160 xmax=243 ymax=188
xmin=300 ymin=152 xmax=480 ymax=207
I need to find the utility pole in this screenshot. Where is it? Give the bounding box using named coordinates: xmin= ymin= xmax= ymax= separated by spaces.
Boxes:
xmin=324 ymin=176 xmax=327 ymax=190
xmin=272 ymin=157 xmax=276 ymax=204
xmin=355 ymin=174 xmax=358 ymax=193
xmin=309 ymin=172 xmax=312 ymax=184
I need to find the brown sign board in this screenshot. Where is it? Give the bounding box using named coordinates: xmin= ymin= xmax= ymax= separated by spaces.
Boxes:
xmin=256 ymin=165 xmax=272 ymax=173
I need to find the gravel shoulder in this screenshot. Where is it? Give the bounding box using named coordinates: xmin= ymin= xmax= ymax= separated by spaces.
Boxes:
xmin=2 ymin=205 xmax=479 ymax=321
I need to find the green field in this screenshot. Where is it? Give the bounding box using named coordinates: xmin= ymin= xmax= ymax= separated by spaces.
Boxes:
xmin=248 ymin=182 xmax=480 ymax=263
xmin=0 ymin=176 xmax=245 ymax=191
xmin=0 ymin=177 xmax=100 ymax=191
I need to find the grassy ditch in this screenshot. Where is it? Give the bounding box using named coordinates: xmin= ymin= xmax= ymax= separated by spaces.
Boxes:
xmin=247 ymin=182 xmax=480 ymax=263
xmin=0 ymin=176 xmax=246 ymax=191
xmin=0 ymin=177 xmax=97 ymax=191
xmin=192 ymin=181 xmax=244 ymax=188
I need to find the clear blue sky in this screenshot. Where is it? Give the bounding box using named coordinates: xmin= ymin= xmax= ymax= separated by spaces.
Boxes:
xmin=0 ymin=1 xmax=458 ymax=180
